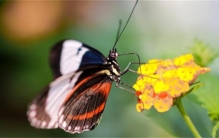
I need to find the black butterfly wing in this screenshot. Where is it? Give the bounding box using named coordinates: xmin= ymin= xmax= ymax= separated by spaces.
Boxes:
xmin=27 ymin=40 xmax=110 ymax=129
xmin=58 ymin=71 xmax=112 ymax=134
xmin=27 ymin=72 xmax=83 ymax=128
xmin=49 ymin=40 xmax=107 ymax=79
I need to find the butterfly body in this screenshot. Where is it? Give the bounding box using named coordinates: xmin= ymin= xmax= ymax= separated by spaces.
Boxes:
xmin=27 ymin=40 xmax=122 ymax=134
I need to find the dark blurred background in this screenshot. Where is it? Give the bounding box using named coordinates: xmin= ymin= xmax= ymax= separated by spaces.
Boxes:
xmin=0 ymin=1 xmax=219 ymax=137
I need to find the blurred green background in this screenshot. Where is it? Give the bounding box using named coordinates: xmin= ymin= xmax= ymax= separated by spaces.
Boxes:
xmin=0 ymin=1 xmax=219 ymax=137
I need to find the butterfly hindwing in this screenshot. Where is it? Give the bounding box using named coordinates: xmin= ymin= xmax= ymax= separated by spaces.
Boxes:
xmin=58 ymin=71 xmax=112 ymax=134
xmin=27 ymin=72 xmax=83 ymax=128
xmin=27 ymin=86 xmax=52 ymax=128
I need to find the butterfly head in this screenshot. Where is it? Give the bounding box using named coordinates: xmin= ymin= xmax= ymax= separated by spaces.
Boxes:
xmin=108 ymin=48 xmax=118 ymax=60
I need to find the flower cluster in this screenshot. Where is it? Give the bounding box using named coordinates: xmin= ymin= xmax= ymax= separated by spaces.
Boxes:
xmin=133 ymin=54 xmax=210 ymax=112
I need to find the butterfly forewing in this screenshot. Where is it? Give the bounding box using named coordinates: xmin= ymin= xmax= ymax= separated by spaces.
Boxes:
xmin=50 ymin=40 xmax=107 ymax=78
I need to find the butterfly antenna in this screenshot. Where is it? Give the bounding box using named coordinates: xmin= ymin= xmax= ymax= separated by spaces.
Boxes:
xmin=113 ymin=0 xmax=138 ymax=50
xmin=116 ymin=20 xmax=123 ymax=40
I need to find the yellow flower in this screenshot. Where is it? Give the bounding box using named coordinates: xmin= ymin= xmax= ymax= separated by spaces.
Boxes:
xmin=168 ymin=78 xmax=189 ymax=97
xmin=133 ymin=54 xmax=210 ymax=113
xmin=133 ymin=79 xmax=145 ymax=91
xmin=153 ymin=80 xmax=169 ymax=93
xmin=163 ymin=69 xmax=177 ymax=79
xmin=138 ymin=63 xmax=158 ymax=75
xmin=176 ymin=67 xmax=194 ymax=82
xmin=173 ymin=54 xmax=194 ymax=66
xmin=154 ymin=92 xmax=173 ymax=112
xmin=162 ymin=59 xmax=174 ymax=68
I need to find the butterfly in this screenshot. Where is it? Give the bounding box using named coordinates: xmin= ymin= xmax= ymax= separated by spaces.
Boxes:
xmin=27 ymin=0 xmax=138 ymax=134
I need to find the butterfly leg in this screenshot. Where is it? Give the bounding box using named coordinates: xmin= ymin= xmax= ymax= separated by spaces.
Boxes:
xmin=118 ymin=61 xmax=146 ymax=95
xmin=120 ymin=62 xmax=144 ymax=75
xmin=118 ymin=52 xmax=144 ymax=75
xmin=115 ymin=81 xmax=135 ymax=94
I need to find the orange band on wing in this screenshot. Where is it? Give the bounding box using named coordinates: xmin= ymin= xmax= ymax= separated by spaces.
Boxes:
xmin=66 ymin=81 xmax=111 ymax=121
xmin=64 ymin=75 xmax=95 ymax=103
xmin=67 ymin=102 xmax=105 ymax=121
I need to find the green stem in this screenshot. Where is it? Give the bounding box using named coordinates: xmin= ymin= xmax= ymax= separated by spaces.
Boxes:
xmin=212 ymin=121 xmax=219 ymax=138
xmin=176 ymin=99 xmax=202 ymax=138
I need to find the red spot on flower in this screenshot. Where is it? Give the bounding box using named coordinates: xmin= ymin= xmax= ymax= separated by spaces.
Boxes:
xmin=158 ymin=92 xmax=168 ymax=98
